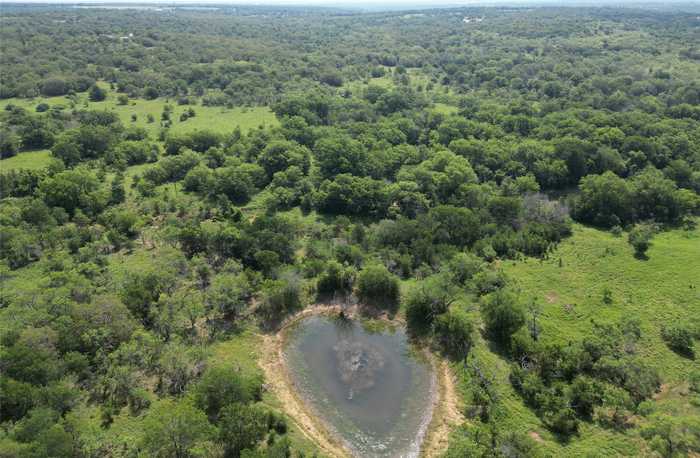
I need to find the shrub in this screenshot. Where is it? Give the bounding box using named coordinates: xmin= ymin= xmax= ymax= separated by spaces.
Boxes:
xmin=194 ymin=366 xmax=262 ymax=419
xmin=480 ymin=288 xmax=525 ymax=346
xmin=257 ymin=273 xmax=303 ymax=323
xmin=355 ymin=264 xmax=400 ymax=309
xmin=661 ymin=325 xmax=695 ymax=357
xmin=40 ymin=78 xmax=69 ymax=96
xmin=219 ymin=403 xmax=269 ymax=457
xmin=317 ymin=261 xmax=354 ymax=296
xmin=433 ymin=309 xmax=473 ymax=360
xmin=628 ymin=223 xmax=655 ymax=259
xmin=0 ymin=130 xmax=21 ymax=158
xmin=88 ymin=84 xmax=106 ymax=102
xmin=405 ymin=273 xmax=458 ymax=334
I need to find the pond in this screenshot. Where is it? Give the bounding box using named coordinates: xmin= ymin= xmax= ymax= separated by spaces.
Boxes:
xmin=283 ymin=315 xmax=436 ymax=458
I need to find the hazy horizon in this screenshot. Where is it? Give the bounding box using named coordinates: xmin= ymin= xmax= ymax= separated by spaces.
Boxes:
xmin=2 ymin=0 xmax=698 ymax=5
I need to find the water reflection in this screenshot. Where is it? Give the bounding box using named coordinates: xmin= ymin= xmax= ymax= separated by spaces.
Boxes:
xmin=284 ymin=315 xmax=435 ymax=458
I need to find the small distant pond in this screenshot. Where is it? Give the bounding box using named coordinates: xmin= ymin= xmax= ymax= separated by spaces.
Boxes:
xmin=283 ymin=315 xmax=436 ymax=458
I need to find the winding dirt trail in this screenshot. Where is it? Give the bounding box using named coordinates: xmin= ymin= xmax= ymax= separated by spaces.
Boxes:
xmin=258 ymin=304 xmax=464 ymax=458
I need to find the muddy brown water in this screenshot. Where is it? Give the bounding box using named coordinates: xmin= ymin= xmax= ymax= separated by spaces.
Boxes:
xmin=283 ymin=315 xmax=436 ymax=458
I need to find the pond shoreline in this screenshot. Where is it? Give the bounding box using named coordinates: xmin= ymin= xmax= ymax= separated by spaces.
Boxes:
xmin=258 ymin=303 xmax=463 ymax=458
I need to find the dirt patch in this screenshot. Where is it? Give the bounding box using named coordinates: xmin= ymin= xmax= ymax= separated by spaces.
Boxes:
xmin=545 ymin=291 xmax=558 ymax=304
xmin=653 ymin=383 xmax=671 ymax=401
xmin=420 ymin=359 xmax=465 ymax=458
xmin=258 ymin=304 xmax=463 ymax=458
xmin=653 ymin=382 xmax=692 ymax=401
xmin=528 ymin=431 xmax=544 ymax=443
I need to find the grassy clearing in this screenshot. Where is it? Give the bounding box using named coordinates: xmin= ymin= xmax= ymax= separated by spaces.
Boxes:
xmin=454 ymin=222 xmax=700 ymax=456
xmin=432 ymin=102 xmax=459 ymax=115
xmin=344 ymin=67 xmax=457 ymax=100
xmin=503 ymin=222 xmax=700 ymax=381
xmin=2 ymin=89 xmax=278 ymax=138
xmin=0 ymin=149 xmax=53 ymax=171
xmin=1 ymin=89 xmax=277 ymax=178
xmin=107 ymin=100 xmax=277 ymax=137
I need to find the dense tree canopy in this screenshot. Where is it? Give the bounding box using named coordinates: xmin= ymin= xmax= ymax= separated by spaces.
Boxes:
xmin=1 ymin=3 xmax=699 ymax=457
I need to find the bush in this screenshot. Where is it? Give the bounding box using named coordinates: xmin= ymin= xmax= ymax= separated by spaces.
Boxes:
xmin=317 ymin=261 xmax=354 ymax=296
xmin=661 ymin=325 xmax=695 ymax=357
xmin=628 ymin=223 xmax=655 ymax=259
xmin=689 ymin=369 xmax=700 ymax=393
xmin=219 ymin=403 xmax=269 ymax=457
xmin=143 ymin=86 xmax=159 ymax=100
xmin=480 ymin=288 xmax=525 ymax=346
xmin=165 ymin=130 xmax=222 ymax=155
xmin=448 ymin=252 xmax=482 ymax=285
xmin=0 ymin=130 xmax=21 ymax=158
xmin=433 ymin=309 xmax=473 ymax=360
xmin=40 ymin=78 xmax=69 ymax=96
xmin=141 ymin=400 xmax=214 ymax=458
xmin=405 ymin=274 xmax=458 ymax=334
xmin=88 ymin=84 xmax=106 ymax=102
xmin=206 ymin=273 xmax=253 ymax=320
xmin=257 ymin=273 xmax=303 ymax=323
xmin=194 ymin=366 xmax=262 ymax=419
xmin=355 ymin=264 xmax=400 ymax=309
xmin=320 ymin=72 xmax=344 ymax=87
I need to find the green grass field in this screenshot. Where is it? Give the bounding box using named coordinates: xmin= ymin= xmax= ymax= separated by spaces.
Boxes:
xmin=108 ymin=100 xmax=277 ymax=137
xmin=1 ymin=87 xmax=278 ymax=171
xmin=2 ymin=86 xmax=278 ymax=138
xmin=503 ymin=223 xmax=699 ymax=381
xmin=453 ymin=222 xmax=700 ymax=456
xmin=0 ymin=149 xmax=53 ymax=171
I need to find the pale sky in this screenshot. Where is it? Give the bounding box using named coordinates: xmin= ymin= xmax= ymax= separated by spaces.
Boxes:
xmin=0 ymin=0 xmax=674 ymax=4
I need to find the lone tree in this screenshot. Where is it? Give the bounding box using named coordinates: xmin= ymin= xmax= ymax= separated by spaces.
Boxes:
xmin=88 ymin=84 xmax=107 ymax=102
xmin=481 ymin=288 xmax=526 ymax=346
xmin=628 ymin=223 xmax=655 ymax=259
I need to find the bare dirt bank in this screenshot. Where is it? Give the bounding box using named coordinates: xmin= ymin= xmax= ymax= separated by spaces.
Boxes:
xmin=259 ymin=305 xmax=352 ymax=458
xmin=258 ymin=304 xmax=464 ymax=458
xmin=420 ymin=358 xmax=464 ymax=457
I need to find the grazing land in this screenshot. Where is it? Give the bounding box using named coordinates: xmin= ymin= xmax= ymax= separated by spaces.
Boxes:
xmin=0 ymin=149 xmax=52 ymax=171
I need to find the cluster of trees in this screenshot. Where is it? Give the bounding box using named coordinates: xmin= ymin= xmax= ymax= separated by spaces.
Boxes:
xmin=574 ymin=169 xmax=697 ymax=228
xmin=4 ymin=5 xmax=700 ymax=112
xmin=1 ymin=4 xmax=699 ymax=457
xmin=1 ymin=105 xmax=59 ymax=158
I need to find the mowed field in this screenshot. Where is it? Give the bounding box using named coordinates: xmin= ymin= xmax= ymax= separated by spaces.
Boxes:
xmin=454 ymin=221 xmax=700 ymax=456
